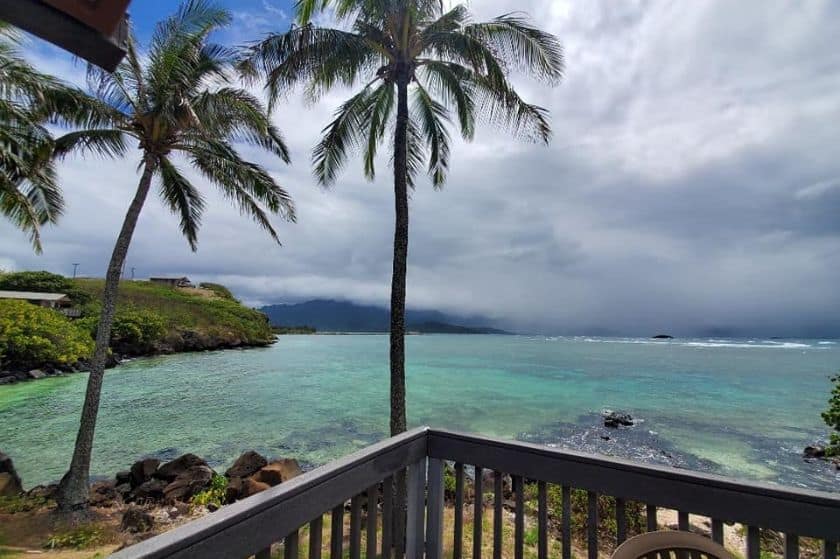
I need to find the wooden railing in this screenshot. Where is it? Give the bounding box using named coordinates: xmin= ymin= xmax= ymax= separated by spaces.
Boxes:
xmin=111 ymin=427 xmax=840 ymax=559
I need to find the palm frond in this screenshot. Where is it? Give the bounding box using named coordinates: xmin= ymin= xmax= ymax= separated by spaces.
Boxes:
xmin=363 ymin=82 xmax=395 ymax=180
xmin=53 ymin=129 xmax=128 ymax=160
xmin=466 ymin=13 xmax=564 ymax=84
xmin=411 ymin=82 xmax=450 ymax=187
xmin=312 ymin=83 xmax=379 ymax=186
xmin=418 ymin=60 xmax=475 ymax=139
xmin=158 ymin=156 xmax=205 ymax=250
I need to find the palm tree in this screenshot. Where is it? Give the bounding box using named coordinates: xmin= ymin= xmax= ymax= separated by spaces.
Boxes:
xmin=54 ymin=0 xmax=296 ymax=511
xmin=242 ymin=0 xmax=563 ymax=437
xmin=0 ymin=22 xmax=109 ymax=252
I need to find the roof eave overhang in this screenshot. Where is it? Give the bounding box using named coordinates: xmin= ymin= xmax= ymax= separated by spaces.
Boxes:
xmin=0 ymin=0 xmax=130 ymax=72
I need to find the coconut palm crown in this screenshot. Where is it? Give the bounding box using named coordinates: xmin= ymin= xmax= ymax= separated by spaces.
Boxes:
xmin=0 ymin=23 xmax=113 ymax=252
xmin=242 ymin=0 xmax=562 ymax=436
xmin=55 ymin=0 xmax=295 ymax=510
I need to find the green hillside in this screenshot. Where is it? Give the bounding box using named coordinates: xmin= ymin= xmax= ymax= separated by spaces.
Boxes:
xmin=74 ymin=279 xmax=275 ymax=354
xmin=0 ymin=272 xmax=273 ymax=376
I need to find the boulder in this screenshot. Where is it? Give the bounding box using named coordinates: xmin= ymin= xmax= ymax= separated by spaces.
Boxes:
xmin=115 ymin=483 xmax=132 ymax=499
xmin=803 ymin=445 xmax=826 ymax=459
xmin=0 ymin=473 xmax=22 ymax=497
xmin=225 ymin=477 xmax=243 ymax=502
xmin=603 ymin=410 xmax=634 ymax=428
xmin=89 ymin=481 xmax=119 ymax=507
xmin=239 ymin=478 xmax=271 ymax=499
xmin=250 ymin=459 xmax=302 ymax=487
xmin=27 ymin=369 xmax=46 ymax=380
xmin=155 ymin=454 xmax=209 ymax=481
xmin=225 ymin=451 xmax=268 ymax=479
xmin=27 ymin=484 xmax=57 ymax=499
xmin=0 ymin=376 xmax=15 ymax=385
xmin=130 ymin=478 xmax=168 ymax=502
xmin=163 ymin=465 xmax=214 ymax=502
xmin=0 ymin=452 xmax=23 ymax=497
xmin=130 ymin=458 xmax=161 ymax=487
xmin=116 ymin=470 xmax=132 ymax=485
xmin=121 ymin=505 xmax=155 ymax=533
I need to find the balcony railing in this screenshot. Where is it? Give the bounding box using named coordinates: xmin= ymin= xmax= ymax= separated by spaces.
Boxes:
xmin=111 ymin=427 xmax=840 ymax=559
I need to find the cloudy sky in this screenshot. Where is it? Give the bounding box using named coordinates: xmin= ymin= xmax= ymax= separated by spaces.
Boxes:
xmin=2 ymin=0 xmax=840 ymax=336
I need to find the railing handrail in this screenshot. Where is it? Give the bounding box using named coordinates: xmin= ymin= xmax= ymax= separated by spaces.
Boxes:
xmin=111 ymin=426 xmax=840 ymax=558
xmin=427 ymin=428 xmax=840 ymax=540
xmin=111 ymin=427 xmax=428 ymax=559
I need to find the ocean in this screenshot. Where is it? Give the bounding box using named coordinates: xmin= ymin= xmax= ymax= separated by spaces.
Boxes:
xmin=1 ymin=334 xmax=838 ymax=491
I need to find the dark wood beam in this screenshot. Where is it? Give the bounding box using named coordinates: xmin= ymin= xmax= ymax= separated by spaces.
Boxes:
xmin=0 ymin=0 xmax=130 ymax=72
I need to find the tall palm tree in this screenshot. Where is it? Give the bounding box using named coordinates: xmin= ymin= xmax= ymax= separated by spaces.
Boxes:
xmin=0 ymin=22 xmax=109 ymax=252
xmin=243 ymin=0 xmax=563 ymax=437
xmin=55 ymin=0 xmax=295 ymax=511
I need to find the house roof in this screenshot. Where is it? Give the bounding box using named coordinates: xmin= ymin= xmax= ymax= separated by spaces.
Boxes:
xmin=0 ymin=1 xmax=130 ymax=71
xmin=0 ymin=291 xmax=70 ymax=301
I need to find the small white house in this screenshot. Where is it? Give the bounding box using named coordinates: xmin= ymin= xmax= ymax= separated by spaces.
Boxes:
xmin=0 ymin=290 xmax=71 ymax=309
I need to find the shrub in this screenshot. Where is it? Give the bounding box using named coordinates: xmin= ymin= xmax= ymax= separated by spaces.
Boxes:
xmin=190 ymin=473 xmax=228 ymax=510
xmin=44 ymin=525 xmax=104 ymax=550
xmin=0 ymin=300 xmax=94 ymax=369
xmin=78 ymin=307 xmax=166 ymax=355
xmin=0 ymin=270 xmax=90 ymax=305
xmin=0 ymin=494 xmax=49 ymax=513
xmin=822 ymin=374 xmax=840 ymax=456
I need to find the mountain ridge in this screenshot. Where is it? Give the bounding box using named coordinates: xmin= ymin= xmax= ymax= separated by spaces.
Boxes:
xmin=259 ymin=299 xmax=510 ymax=334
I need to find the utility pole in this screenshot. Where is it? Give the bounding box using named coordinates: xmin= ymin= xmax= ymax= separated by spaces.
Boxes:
xmin=130 ymin=267 xmax=136 ymax=280
xmin=72 ymin=263 xmax=79 ymax=279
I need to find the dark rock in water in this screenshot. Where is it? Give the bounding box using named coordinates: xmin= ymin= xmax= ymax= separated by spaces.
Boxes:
xmin=27 ymin=369 xmax=46 ymax=379
xmin=0 ymin=374 xmax=16 ymax=385
xmin=155 ymin=453 xmax=208 ymax=481
xmin=0 ymin=451 xmax=23 ymax=497
xmin=130 ymin=478 xmax=167 ymax=502
xmin=651 ymin=334 xmax=674 ymax=339
xmin=89 ymin=481 xmax=119 ymax=507
xmin=163 ymin=465 xmax=214 ymax=502
xmin=803 ymin=445 xmax=826 ymax=458
xmin=130 ymin=458 xmax=161 ymax=488
xmin=225 ymin=451 xmax=268 ymax=479
xmin=250 ymin=459 xmax=302 ymax=487
xmin=600 ymin=435 xmax=611 ymax=441
xmin=603 ymin=410 xmax=634 ymax=428
xmin=122 ymin=505 xmax=155 ymax=533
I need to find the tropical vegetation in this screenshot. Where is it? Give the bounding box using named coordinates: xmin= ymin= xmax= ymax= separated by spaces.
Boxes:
xmin=823 ymin=374 xmax=840 ymax=456
xmin=0 ymin=270 xmax=90 ymax=304
xmin=243 ymin=0 xmax=563 ymax=439
xmin=0 ymin=23 xmax=111 ymax=252
xmin=0 ymin=300 xmax=94 ymax=370
xmin=52 ymin=0 xmax=296 ymax=511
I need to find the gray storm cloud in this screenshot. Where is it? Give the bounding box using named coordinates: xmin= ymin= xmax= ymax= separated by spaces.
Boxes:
xmin=1 ymin=0 xmax=839 ymax=337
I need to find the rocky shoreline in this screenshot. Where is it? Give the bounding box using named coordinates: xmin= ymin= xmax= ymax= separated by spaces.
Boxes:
xmin=0 ymin=336 xmax=275 ymax=386
xmin=1 ymin=447 xmax=301 ymax=548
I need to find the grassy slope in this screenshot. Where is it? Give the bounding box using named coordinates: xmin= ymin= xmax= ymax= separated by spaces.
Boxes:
xmin=74 ymin=279 xmax=274 ymax=353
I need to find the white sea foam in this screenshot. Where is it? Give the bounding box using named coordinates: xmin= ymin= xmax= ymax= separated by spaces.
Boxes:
xmin=682 ymin=341 xmax=811 ymax=349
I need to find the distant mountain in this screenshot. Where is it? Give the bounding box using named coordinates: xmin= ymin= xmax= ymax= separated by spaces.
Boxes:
xmin=259 ymin=299 xmax=511 ymax=334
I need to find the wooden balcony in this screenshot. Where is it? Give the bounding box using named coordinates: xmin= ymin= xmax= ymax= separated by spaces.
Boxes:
xmin=111 ymin=427 xmax=840 ymax=559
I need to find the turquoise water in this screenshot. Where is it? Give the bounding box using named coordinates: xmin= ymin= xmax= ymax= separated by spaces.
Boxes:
xmin=1 ymin=335 xmax=838 ymax=491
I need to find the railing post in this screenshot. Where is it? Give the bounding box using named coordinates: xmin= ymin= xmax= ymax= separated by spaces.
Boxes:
xmin=406 ymin=457 xmax=427 ymax=559
xmin=427 ymin=458 xmax=445 ymax=559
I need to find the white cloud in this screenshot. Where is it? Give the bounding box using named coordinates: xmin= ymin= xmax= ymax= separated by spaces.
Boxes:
xmin=3 ymin=0 xmax=840 ymax=336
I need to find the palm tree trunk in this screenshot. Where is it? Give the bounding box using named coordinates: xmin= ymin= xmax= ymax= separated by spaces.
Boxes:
xmin=56 ymin=154 xmax=158 ymax=511
xmin=390 ymin=72 xmax=410 ymax=438
xmin=389 ymin=69 xmax=411 ymax=559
